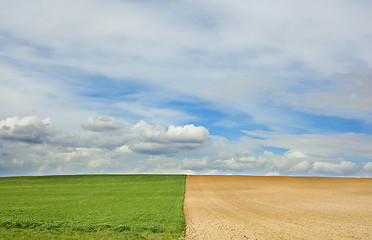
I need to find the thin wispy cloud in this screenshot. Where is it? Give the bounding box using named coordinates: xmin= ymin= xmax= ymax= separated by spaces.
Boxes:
xmin=0 ymin=0 xmax=371 ymax=177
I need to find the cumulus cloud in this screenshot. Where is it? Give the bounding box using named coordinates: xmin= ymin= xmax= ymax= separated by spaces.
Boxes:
xmin=55 ymin=120 xmax=210 ymax=156
xmin=128 ymin=121 xmax=209 ymax=155
xmin=132 ymin=120 xmax=208 ymax=143
xmin=115 ymin=145 xmax=132 ymax=154
xmin=81 ymin=116 xmax=121 ymax=131
xmin=0 ymin=116 xmax=55 ymax=144
xmin=0 ymin=115 xmax=209 ymax=163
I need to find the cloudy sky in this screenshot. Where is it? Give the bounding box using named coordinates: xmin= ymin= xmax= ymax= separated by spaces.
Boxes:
xmin=1 ymin=0 xmax=372 ymax=177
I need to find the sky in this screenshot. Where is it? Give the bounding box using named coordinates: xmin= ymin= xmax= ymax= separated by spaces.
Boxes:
xmin=1 ymin=0 xmax=372 ymax=177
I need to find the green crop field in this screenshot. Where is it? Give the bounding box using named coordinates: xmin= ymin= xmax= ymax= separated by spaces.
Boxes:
xmin=0 ymin=174 xmax=186 ymax=239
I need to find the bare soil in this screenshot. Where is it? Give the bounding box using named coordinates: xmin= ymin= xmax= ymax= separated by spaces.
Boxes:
xmin=183 ymin=175 xmax=372 ymax=240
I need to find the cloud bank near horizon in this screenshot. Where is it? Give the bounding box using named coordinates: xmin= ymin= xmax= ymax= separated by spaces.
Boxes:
xmin=0 ymin=116 xmax=371 ymax=177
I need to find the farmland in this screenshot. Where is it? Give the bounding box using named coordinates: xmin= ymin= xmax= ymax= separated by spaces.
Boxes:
xmin=2 ymin=174 xmax=372 ymax=239
xmin=0 ymin=174 xmax=186 ymax=240
xmin=184 ymin=175 xmax=372 ymax=239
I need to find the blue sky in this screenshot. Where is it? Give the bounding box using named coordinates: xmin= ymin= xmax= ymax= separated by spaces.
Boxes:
xmin=1 ymin=0 xmax=372 ymax=177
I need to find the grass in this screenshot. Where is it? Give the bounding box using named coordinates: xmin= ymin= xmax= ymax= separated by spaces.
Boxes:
xmin=0 ymin=174 xmax=186 ymax=239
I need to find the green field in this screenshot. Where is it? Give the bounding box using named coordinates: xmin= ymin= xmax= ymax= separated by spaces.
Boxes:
xmin=0 ymin=174 xmax=186 ymax=239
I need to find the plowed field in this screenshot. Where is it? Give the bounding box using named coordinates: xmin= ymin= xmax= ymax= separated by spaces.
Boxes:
xmin=183 ymin=175 xmax=372 ymax=239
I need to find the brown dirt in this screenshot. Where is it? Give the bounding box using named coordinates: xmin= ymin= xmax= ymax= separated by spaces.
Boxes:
xmin=183 ymin=175 xmax=372 ymax=240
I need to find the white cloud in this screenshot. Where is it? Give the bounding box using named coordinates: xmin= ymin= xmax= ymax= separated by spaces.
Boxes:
xmin=0 ymin=115 xmax=209 ymax=158
xmin=66 ymin=120 xmax=209 ymax=155
xmin=81 ymin=116 xmax=121 ymax=132
xmin=311 ymin=161 xmax=357 ymax=174
xmin=290 ymin=160 xmax=311 ymax=172
xmin=115 ymin=145 xmax=132 ymax=154
xmin=285 ymin=150 xmax=307 ymax=158
xmin=133 ymin=120 xmax=208 ymax=144
xmin=128 ymin=121 xmax=209 ymax=155
xmin=0 ymin=116 xmax=55 ymax=144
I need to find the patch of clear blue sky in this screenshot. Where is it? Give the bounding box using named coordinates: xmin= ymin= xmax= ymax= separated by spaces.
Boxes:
xmin=269 ymin=102 xmax=372 ymax=135
xmin=307 ymin=114 xmax=372 ymax=134
xmin=291 ymin=110 xmax=372 ymax=135
xmin=72 ymin=74 xmax=148 ymax=101
xmin=341 ymin=155 xmax=372 ymax=164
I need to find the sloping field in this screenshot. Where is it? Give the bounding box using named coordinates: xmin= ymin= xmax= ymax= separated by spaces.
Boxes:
xmin=184 ymin=175 xmax=372 ymax=239
xmin=0 ymin=174 xmax=186 ymax=240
